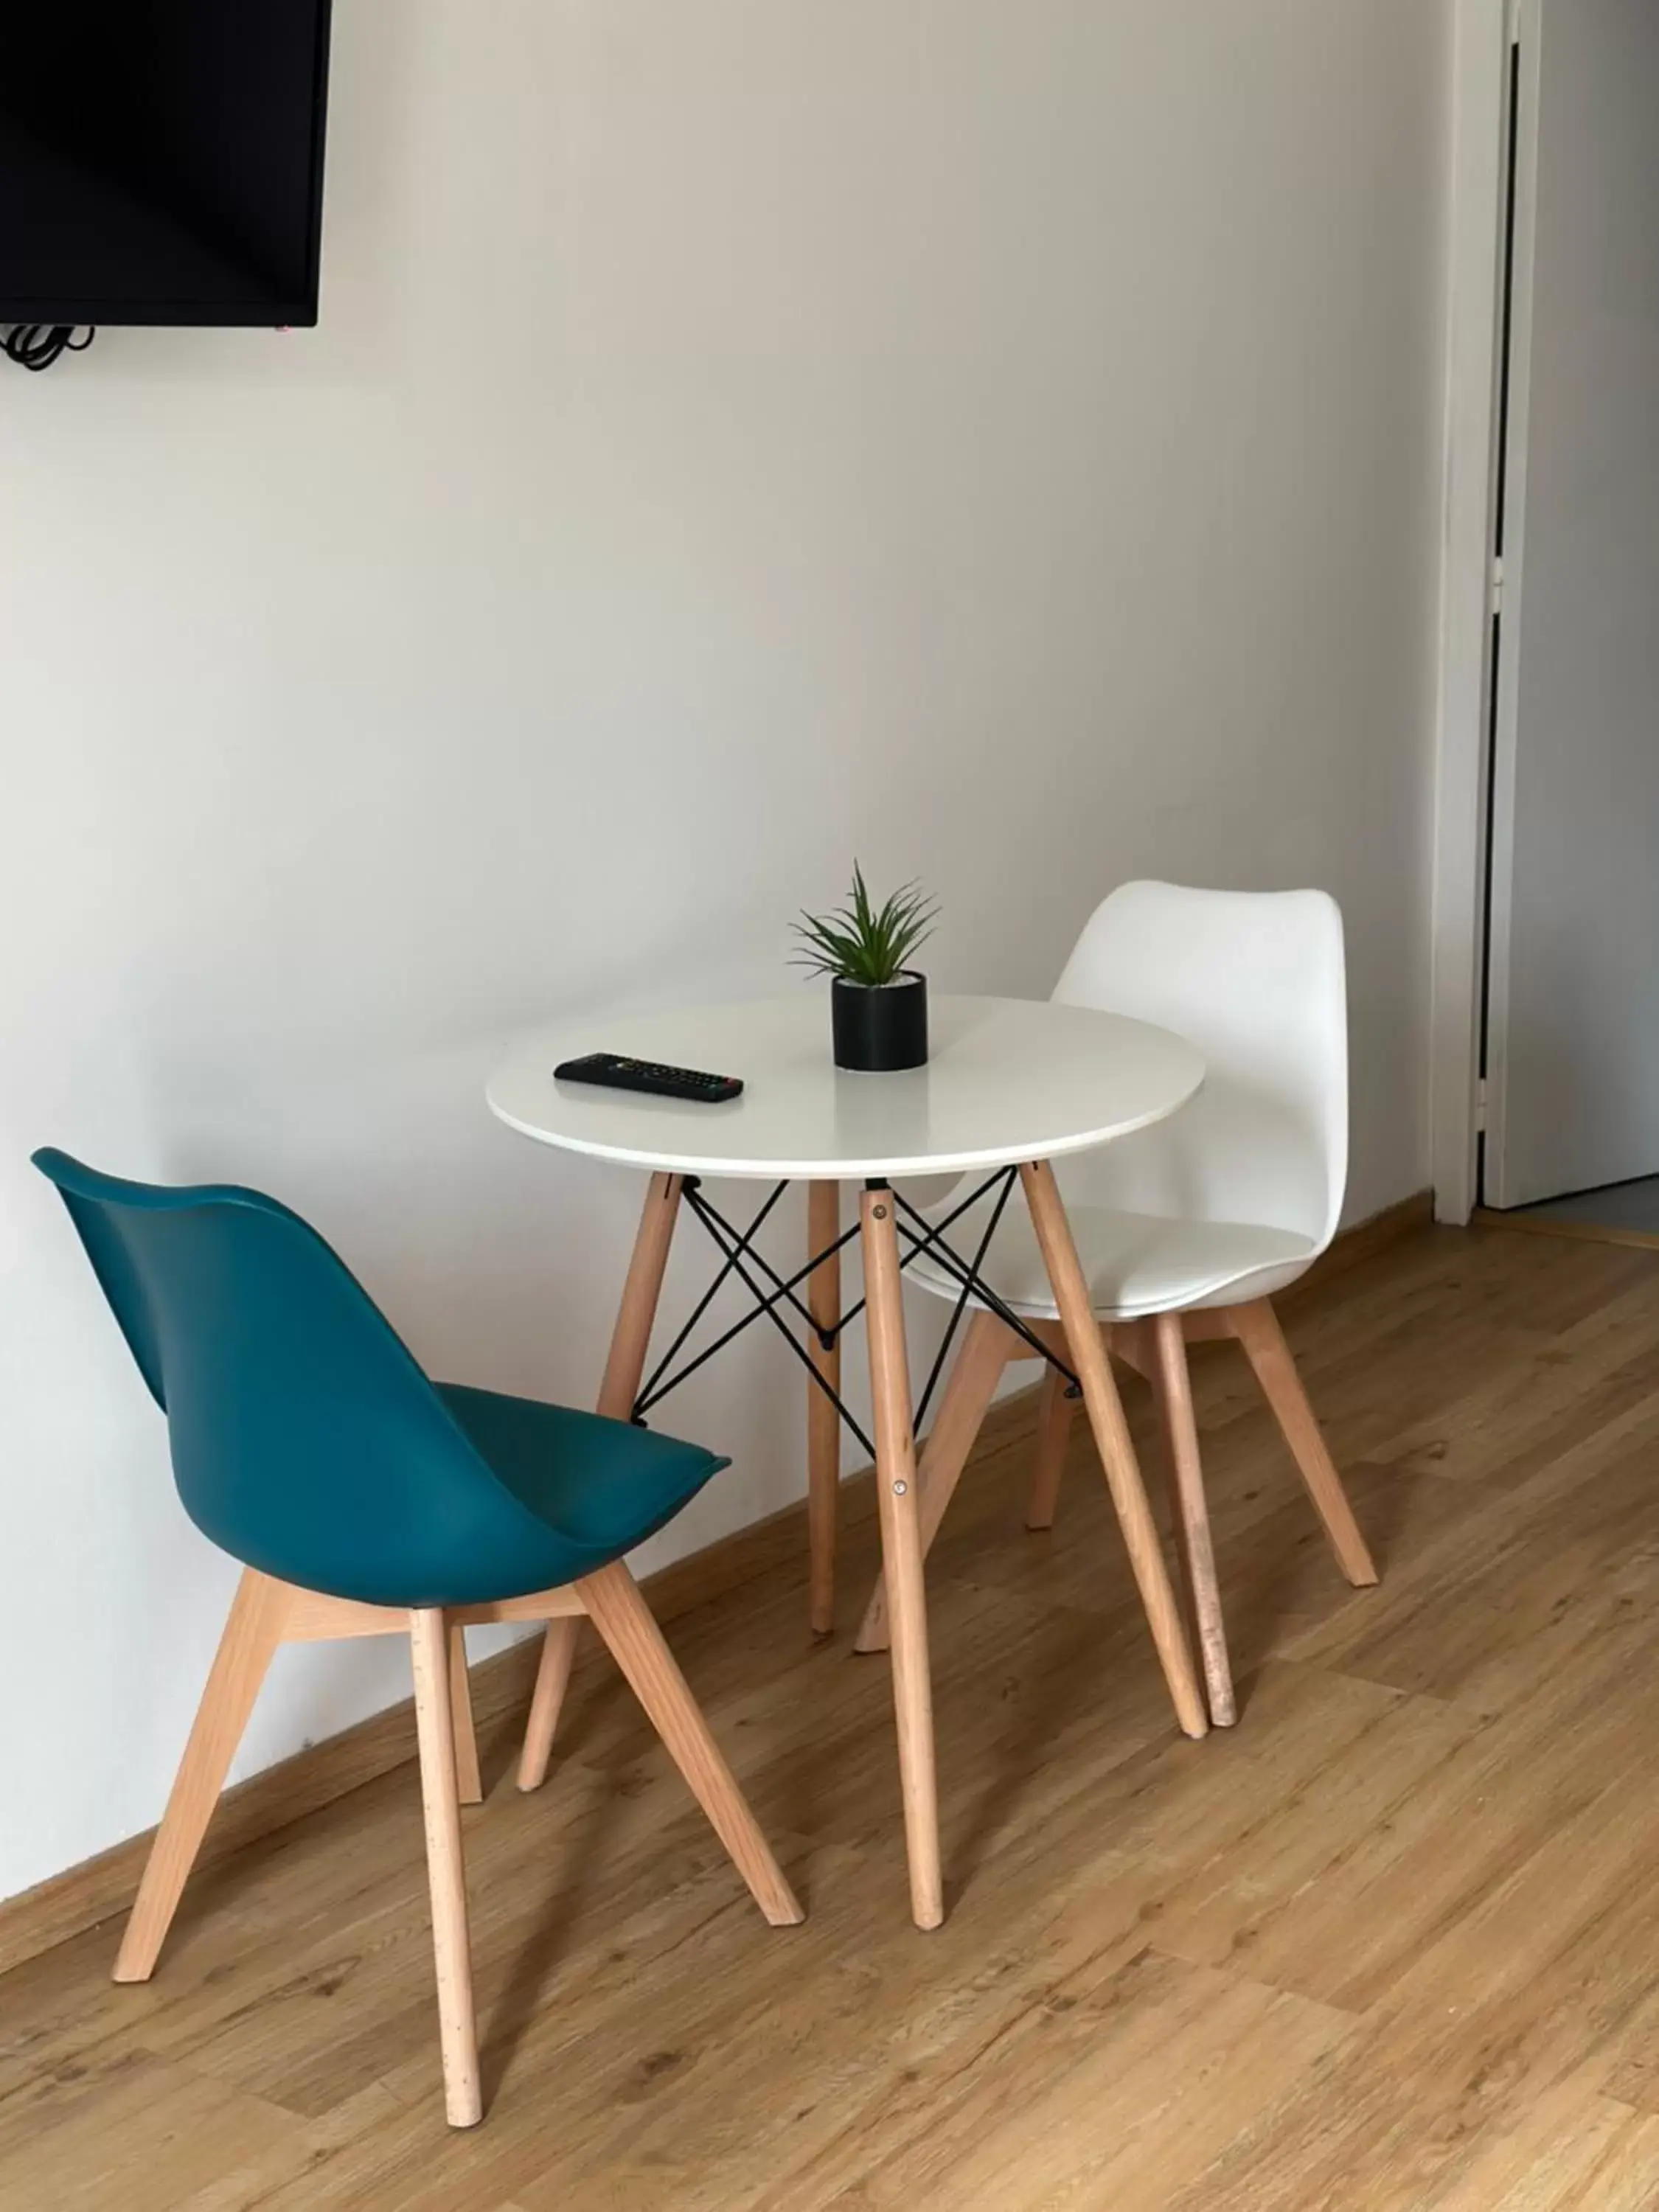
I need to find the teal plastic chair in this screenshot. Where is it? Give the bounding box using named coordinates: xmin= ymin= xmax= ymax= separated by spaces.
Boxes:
xmin=34 ymin=1149 xmax=801 ymax=2127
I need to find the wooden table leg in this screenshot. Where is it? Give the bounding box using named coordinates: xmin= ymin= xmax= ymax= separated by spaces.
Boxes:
xmin=854 ymin=1307 xmax=1013 ymax=1653
xmin=860 ymin=1186 xmax=945 ymax=1930
xmin=806 ymin=1180 xmax=842 ymax=1636
xmin=598 ymin=1172 xmax=684 ymax=1419
xmin=1026 ymin=1364 xmax=1076 ymax=1531
xmin=519 ymin=1171 xmax=683 ymax=1779
xmin=1020 ymin=1161 xmax=1208 ymax=1741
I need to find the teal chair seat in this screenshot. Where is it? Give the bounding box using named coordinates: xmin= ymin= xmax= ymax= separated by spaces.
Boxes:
xmin=434 ymin=1381 xmax=723 ymax=1590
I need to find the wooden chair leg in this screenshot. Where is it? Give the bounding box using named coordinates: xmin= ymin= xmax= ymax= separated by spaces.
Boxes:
xmin=577 ymin=1562 xmax=804 ymax=1928
xmin=1026 ymin=1365 xmax=1077 ymax=1531
xmin=409 ymin=1608 xmax=482 ymax=2129
xmin=1150 ymin=1312 xmax=1235 ymax=1726
xmin=114 ymin=1569 xmax=291 ymax=1983
xmin=854 ymin=1307 xmax=1011 ymax=1654
xmin=517 ymin=1616 xmax=581 ymax=1792
xmin=1020 ymin=1161 xmax=1208 ymax=1741
xmin=807 ymin=1178 xmax=842 ymax=1636
xmin=1227 ymin=1298 xmax=1379 ymax=1586
xmin=448 ymin=1625 xmax=484 ymax=1806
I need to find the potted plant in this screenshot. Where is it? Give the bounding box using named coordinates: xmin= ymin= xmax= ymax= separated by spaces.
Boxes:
xmin=793 ymin=864 xmax=939 ymax=1071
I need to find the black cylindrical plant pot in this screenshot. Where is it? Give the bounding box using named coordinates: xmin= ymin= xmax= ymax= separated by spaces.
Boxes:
xmin=832 ymin=973 xmax=929 ymax=1072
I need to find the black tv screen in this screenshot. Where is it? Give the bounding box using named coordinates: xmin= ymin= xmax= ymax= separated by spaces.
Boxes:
xmin=0 ymin=0 xmax=333 ymax=327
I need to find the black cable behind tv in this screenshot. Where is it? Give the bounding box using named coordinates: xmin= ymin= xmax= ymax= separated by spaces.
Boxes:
xmin=0 ymin=0 xmax=333 ymax=350
xmin=1 ymin=324 xmax=96 ymax=371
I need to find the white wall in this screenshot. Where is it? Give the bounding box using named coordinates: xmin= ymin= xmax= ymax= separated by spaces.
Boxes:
xmin=0 ymin=0 xmax=1450 ymax=1904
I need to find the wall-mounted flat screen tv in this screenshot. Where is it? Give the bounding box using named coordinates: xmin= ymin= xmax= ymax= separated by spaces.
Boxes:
xmin=0 ymin=0 xmax=333 ymax=327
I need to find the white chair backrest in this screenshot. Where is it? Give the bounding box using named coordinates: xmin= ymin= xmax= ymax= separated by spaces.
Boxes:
xmin=1051 ymin=881 xmax=1348 ymax=1251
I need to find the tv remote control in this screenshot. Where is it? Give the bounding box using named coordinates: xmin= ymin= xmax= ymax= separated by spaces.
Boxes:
xmin=554 ymin=1052 xmax=744 ymax=1104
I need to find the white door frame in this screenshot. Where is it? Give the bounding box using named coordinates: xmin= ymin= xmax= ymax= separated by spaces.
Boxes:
xmin=1427 ymin=0 xmax=1516 ymax=1223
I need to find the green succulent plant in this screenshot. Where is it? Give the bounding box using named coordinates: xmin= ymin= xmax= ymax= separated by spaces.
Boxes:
xmin=792 ymin=863 xmax=939 ymax=988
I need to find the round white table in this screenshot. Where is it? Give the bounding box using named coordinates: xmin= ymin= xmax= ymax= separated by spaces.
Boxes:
xmin=489 ymin=992 xmax=1207 ymax=1929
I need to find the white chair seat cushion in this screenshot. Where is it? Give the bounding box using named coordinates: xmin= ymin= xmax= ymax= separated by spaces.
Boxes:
xmin=907 ymin=1199 xmax=1318 ymax=1322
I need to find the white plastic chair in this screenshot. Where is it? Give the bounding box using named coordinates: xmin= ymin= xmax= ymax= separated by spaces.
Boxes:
xmin=852 ymin=882 xmax=1378 ymax=1725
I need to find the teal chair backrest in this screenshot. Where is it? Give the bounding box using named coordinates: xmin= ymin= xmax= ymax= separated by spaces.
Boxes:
xmin=32 ymin=1149 xmax=566 ymax=1605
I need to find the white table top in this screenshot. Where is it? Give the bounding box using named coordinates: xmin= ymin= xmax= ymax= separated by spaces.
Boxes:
xmin=487 ymin=994 xmax=1203 ymax=1180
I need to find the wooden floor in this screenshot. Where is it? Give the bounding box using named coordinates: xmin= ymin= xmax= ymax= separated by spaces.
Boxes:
xmin=10 ymin=1221 xmax=1659 ymax=2209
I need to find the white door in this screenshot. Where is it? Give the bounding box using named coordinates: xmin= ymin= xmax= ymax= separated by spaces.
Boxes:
xmin=1484 ymin=0 xmax=1659 ymax=1208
